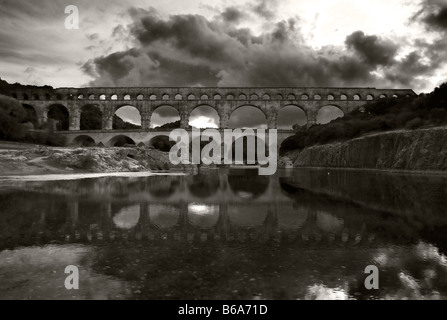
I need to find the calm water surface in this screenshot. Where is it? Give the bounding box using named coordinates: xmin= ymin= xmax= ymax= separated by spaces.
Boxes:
xmin=1 ymin=168 xmax=447 ymax=300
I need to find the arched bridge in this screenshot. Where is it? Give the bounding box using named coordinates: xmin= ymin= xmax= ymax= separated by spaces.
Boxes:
xmin=7 ymin=86 xmax=416 ymax=147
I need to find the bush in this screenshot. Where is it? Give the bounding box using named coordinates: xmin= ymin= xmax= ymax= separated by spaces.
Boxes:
xmin=405 ymin=117 xmax=423 ymax=130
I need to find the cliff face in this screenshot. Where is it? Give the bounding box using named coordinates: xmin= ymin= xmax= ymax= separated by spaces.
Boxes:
xmin=286 ymin=126 xmax=447 ymax=171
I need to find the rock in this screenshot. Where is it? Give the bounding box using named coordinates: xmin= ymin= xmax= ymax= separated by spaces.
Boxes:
xmin=287 ymin=126 xmax=447 ymax=171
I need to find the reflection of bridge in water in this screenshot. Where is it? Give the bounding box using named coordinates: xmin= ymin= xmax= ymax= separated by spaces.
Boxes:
xmin=3 ymin=169 xmax=422 ymax=248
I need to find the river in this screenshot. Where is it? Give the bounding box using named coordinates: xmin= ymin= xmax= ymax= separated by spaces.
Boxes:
xmin=0 ymin=168 xmax=447 ymax=300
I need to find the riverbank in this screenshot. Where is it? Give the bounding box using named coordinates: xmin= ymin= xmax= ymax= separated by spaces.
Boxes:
xmin=283 ymin=126 xmax=447 ymax=171
xmin=0 ymin=144 xmax=185 ymax=176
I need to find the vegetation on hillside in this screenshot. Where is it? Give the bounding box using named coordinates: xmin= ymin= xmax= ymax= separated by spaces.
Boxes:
xmin=280 ymin=82 xmax=447 ymax=154
xmin=0 ymin=94 xmax=66 ymax=146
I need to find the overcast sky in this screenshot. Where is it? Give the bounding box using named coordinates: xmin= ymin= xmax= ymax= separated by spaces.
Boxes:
xmin=0 ymin=0 xmax=446 ymax=126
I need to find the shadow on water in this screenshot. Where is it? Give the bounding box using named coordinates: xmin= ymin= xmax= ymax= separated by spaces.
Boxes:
xmin=1 ymin=168 xmax=447 ymax=299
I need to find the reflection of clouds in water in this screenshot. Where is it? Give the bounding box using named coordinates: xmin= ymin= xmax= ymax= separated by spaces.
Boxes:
xmin=277 ymin=204 xmax=308 ymax=230
xmin=0 ymin=246 xmax=130 ymax=300
xmin=415 ymin=242 xmax=447 ymax=266
xmin=235 ymin=191 xmax=255 ymax=199
xmin=229 ymin=205 xmax=267 ymax=227
xmin=188 ymin=203 xmax=219 ymax=228
xmin=149 ymin=204 xmax=179 ymax=228
xmin=317 ymin=211 xmax=344 ymax=233
xmin=305 ymin=284 xmax=349 ymax=300
xmin=113 ymin=205 xmax=140 ymax=229
xmin=372 ymin=242 xmax=447 ymax=300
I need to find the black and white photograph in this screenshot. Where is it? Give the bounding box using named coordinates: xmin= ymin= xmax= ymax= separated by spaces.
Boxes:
xmin=0 ymin=0 xmax=447 ymax=306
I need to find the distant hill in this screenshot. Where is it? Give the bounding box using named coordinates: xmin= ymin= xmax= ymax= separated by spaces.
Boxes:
xmin=156 ymin=120 xmax=181 ymax=129
xmin=0 ymin=77 xmax=53 ymax=93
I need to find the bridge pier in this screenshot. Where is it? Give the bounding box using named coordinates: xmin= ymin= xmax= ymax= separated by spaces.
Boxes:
xmin=101 ymin=106 xmax=114 ymax=130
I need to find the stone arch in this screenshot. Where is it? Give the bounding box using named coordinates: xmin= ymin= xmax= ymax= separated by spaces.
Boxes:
xmin=188 ymin=173 xmax=220 ymax=198
xmin=73 ymin=135 xmax=96 ymax=147
xmin=149 ymin=204 xmax=180 ymax=228
xmin=314 ymin=94 xmax=322 ymax=100
xmin=124 ymin=94 xmax=131 ymax=101
xmin=80 ymin=104 xmax=102 ymax=130
xmin=228 ymin=174 xmax=269 ymax=200
xmin=88 ymin=94 xmax=95 ymax=100
xmin=188 ymin=94 xmax=196 ymax=100
xmin=327 ymin=94 xmax=335 ymax=101
xmin=148 ymin=176 xmax=181 ymax=198
xmin=200 ymin=94 xmax=209 ymax=100
xmin=111 ymin=94 xmax=118 ymax=100
xmin=22 ymin=104 xmax=38 ymax=127
xmin=278 ymin=105 xmax=307 ymax=130
xmin=114 ymin=105 xmax=141 ymax=129
xmin=367 ymin=94 xmax=374 ymax=101
xmin=228 ymin=203 xmax=268 ymax=226
xmin=108 ymin=135 xmax=136 ymax=147
xmin=228 ymin=135 xmax=268 ymax=165
xmin=99 ymin=94 xmax=106 ymax=100
xmin=276 ymin=94 xmax=283 ymax=100
xmin=317 ymin=105 xmax=345 ymax=124
xmin=47 ymin=104 xmax=69 ymax=131
xmin=301 ymin=94 xmax=309 ymax=100
xmin=238 ymin=93 xmax=247 ymax=100
xmin=392 ymin=94 xmax=398 ymax=98
xmin=226 ymin=94 xmax=235 ymax=100
xmin=263 ymin=94 xmax=271 ymax=100
xmin=250 ymin=94 xmax=259 ymax=100
xmin=77 ymin=94 xmax=84 ymax=100
xmin=287 ymin=94 xmax=296 ymax=100
xmin=149 ymin=94 xmax=157 ymax=100
xmin=340 ymin=94 xmax=348 ymax=100
xmin=188 ymin=203 xmax=220 ymax=229
xmin=175 ymin=94 xmax=183 ymax=100
xmin=229 ymin=105 xmax=267 ymax=129
xmin=149 ymin=135 xmax=174 ymax=152
xmin=189 ymin=105 xmax=220 ymax=129
xmin=32 ymin=94 xmax=39 ymax=100
xmin=112 ymin=205 xmax=140 ymax=230
xmin=136 ymin=94 xmax=144 ymax=100
xmin=151 ymin=105 xmax=180 ymax=129
xmin=379 ymin=94 xmax=387 ymax=99
xmin=162 ymin=94 xmax=170 ymax=100
xmin=213 ymin=94 xmax=222 ymax=100
xmin=353 ymin=94 xmax=361 ymax=101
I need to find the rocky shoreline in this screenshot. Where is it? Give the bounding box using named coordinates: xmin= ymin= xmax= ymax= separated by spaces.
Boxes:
xmin=283 ymin=126 xmax=447 ymax=171
xmin=0 ymin=146 xmax=186 ymax=176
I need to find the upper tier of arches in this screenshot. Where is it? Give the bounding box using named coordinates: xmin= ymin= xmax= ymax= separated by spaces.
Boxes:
xmin=9 ymin=87 xmax=416 ymax=103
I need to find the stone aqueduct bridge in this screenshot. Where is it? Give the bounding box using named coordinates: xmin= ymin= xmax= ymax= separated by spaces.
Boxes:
xmin=12 ymin=86 xmax=416 ymax=147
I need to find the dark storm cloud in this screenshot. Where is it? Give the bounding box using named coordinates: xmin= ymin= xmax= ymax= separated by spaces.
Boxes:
xmin=414 ymin=0 xmax=447 ymax=31
xmin=345 ymin=31 xmax=398 ymax=66
xmin=85 ymin=49 xmax=140 ymax=81
xmin=131 ymin=12 xmax=243 ymax=63
xmin=384 ymin=51 xmax=432 ymax=86
xmin=251 ymin=0 xmax=278 ymax=20
xmin=221 ymin=7 xmax=244 ymax=23
xmin=83 ymin=6 xmax=443 ymax=92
